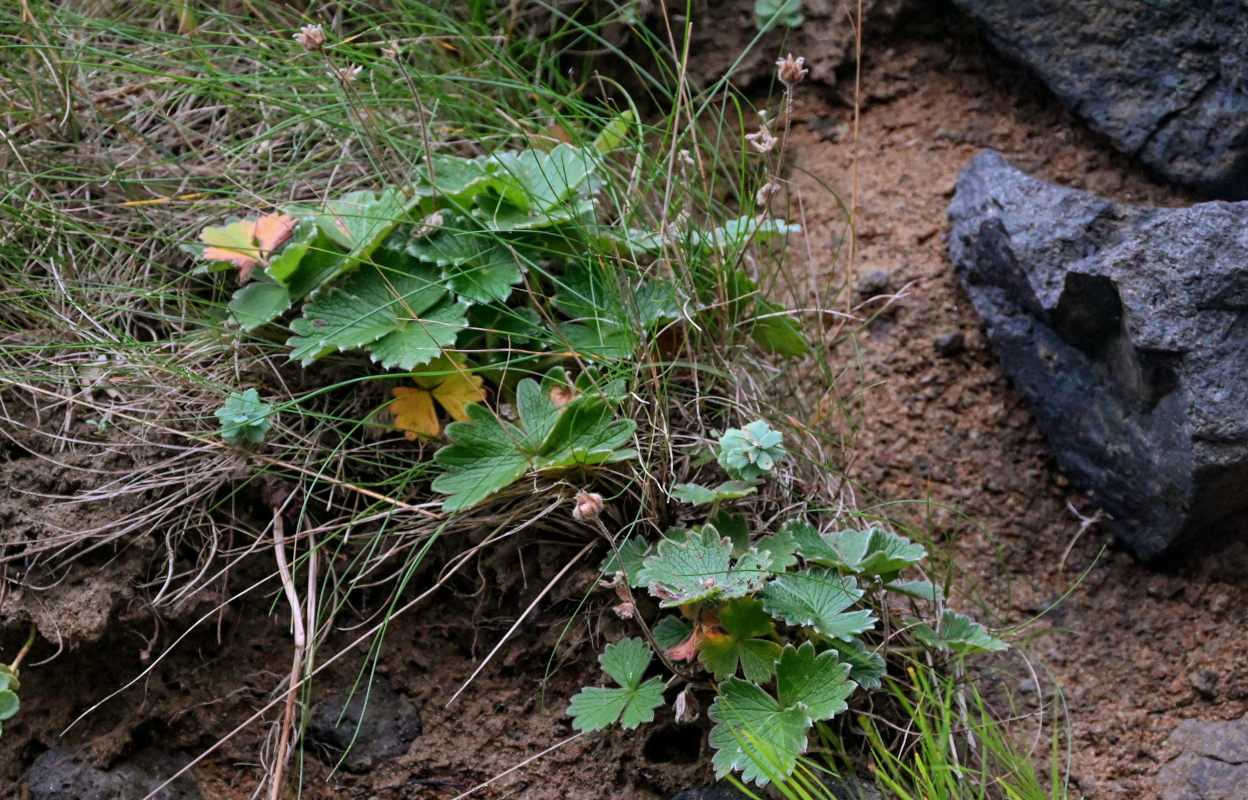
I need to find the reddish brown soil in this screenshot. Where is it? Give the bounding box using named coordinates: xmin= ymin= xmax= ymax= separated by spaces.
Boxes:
xmin=4 ymin=7 xmax=1247 ymax=800
xmin=790 ymin=10 xmax=1248 ymax=800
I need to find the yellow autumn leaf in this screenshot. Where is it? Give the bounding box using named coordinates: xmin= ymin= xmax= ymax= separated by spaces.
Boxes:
xmin=431 ymin=371 xmax=485 ymax=422
xmin=390 ymin=366 xmax=485 ymax=439
xmin=390 ymin=386 xmax=439 ymax=440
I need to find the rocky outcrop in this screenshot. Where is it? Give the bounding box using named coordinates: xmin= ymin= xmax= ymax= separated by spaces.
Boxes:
xmin=1157 ymin=716 xmax=1248 ymax=800
xmin=948 ymin=150 xmax=1248 ymax=561
xmin=307 ymin=680 xmax=422 ymax=773
xmin=949 ymin=0 xmax=1248 ymax=198
xmin=25 ymin=747 xmax=202 ymax=800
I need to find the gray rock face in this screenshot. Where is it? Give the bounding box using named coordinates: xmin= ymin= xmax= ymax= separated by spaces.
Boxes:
xmin=1157 ymin=716 xmax=1248 ymax=799
xmin=949 ymin=0 xmax=1248 ymax=198
xmin=25 ymin=747 xmax=202 ymax=800
xmin=949 ymin=150 xmax=1248 ymax=561
xmin=307 ymin=680 xmax=422 ymax=773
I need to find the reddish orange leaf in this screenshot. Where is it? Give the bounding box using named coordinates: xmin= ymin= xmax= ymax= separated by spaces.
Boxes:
xmin=200 ymin=212 xmax=297 ymax=283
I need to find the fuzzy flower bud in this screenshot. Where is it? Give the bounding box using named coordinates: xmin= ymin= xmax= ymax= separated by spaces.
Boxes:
xmin=745 ymin=123 xmax=777 ymax=154
xmin=294 ymin=24 xmax=326 ymax=52
xmin=572 ymin=491 xmax=604 ymax=521
xmin=756 ymin=181 xmax=782 ymax=206
xmin=776 ymin=53 xmax=808 ymax=87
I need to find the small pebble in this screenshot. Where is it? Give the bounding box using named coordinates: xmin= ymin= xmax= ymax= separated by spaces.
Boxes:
xmin=933 ymin=331 xmax=965 ymax=356
xmin=1188 ymin=668 xmax=1219 ymax=698
xmin=855 ymin=270 xmax=891 ymax=297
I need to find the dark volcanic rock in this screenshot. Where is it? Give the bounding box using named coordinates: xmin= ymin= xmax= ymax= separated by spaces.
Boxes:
xmin=1157 ymin=716 xmax=1248 ymax=799
xmin=949 ymin=150 xmax=1248 ymax=561
xmin=25 ymin=746 xmax=202 ymax=800
xmin=307 ymin=679 xmax=422 ymax=773
xmin=949 ymin=0 xmax=1248 ymax=198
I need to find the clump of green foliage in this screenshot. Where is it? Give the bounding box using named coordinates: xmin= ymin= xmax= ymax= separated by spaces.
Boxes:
xmin=193 ymin=124 xmax=803 ymax=510
xmin=569 ymin=422 xmax=1006 ymax=787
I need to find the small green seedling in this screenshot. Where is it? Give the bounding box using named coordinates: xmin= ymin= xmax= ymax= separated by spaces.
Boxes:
xmin=718 ymin=419 xmax=786 ymax=481
xmin=215 ymin=389 xmax=274 ymax=445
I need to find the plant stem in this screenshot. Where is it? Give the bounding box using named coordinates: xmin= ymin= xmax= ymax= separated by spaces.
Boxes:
xmin=9 ymin=624 xmax=36 ymax=673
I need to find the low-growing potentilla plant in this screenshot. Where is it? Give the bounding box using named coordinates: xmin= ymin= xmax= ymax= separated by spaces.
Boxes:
xmin=569 ymin=421 xmax=1007 ymax=786
xmin=196 ymin=119 xmax=804 ymax=510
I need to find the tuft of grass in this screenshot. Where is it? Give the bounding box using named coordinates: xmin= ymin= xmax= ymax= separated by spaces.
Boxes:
xmin=735 ymin=662 xmax=1072 ymax=800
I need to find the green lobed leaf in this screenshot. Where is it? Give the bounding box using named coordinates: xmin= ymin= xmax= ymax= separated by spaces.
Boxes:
xmin=911 ymin=610 xmax=1007 ymax=655
xmin=754 ymin=520 xmax=802 ymax=571
xmin=670 ymin=483 xmax=720 ymax=505
xmin=314 ymin=188 xmax=422 ymax=267
xmin=653 ymin=616 xmax=693 ymax=651
xmin=599 ymin=636 xmax=655 ymax=687
xmin=537 ymin=396 xmax=636 ymax=468
xmin=698 ymin=598 xmax=781 ymax=682
xmin=287 ymin=258 xmax=447 ymax=365
xmin=567 ymin=637 xmax=665 ymax=732
xmin=793 ymin=525 xmax=927 ymax=578
xmin=403 ymin=222 xmax=523 ymax=304
xmin=708 ymin=642 xmax=857 ymax=786
xmin=762 ymin=568 xmax=875 ymax=641
xmin=228 ymin=281 xmax=291 ymax=331
xmin=488 ymin=144 xmax=596 ymax=214
xmin=431 ymin=372 xmax=637 ymax=512
xmin=421 ymin=155 xmax=498 ymax=205
xmin=367 ymin=298 xmax=468 ymax=371
xmin=823 ymin=637 xmax=886 ymax=690
xmin=430 ymin=403 xmax=531 ymax=512
xmin=709 ymin=678 xmax=807 ymax=785
xmin=0 ymin=689 xmax=16 ymax=722
xmin=638 ymin=526 xmax=774 ymax=608
xmin=885 ymin=579 xmax=943 ymax=603
xmin=774 ymin=642 xmax=855 ymax=721
xmin=600 ymin=536 xmax=651 ymax=585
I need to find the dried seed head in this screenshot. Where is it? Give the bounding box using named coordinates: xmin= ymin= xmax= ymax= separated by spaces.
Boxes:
xmin=572 ymin=491 xmax=605 ymax=521
xmin=756 ymin=181 xmax=782 ymax=206
xmin=294 ymin=24 xmax=326 ymax=52
xmin=612 ymin=601 xmax=636 ymax=619
xmin=339 ymin=64 xmax=364 ymax=83
xmin=745 ymin=123 xmax=777 ymax=154
xmin=674 ymin=686 xmax=700 ymax=724
xmin=776 ymin=53 xmax=808 ymax=87
xmin=411 ymin=210 xmax=444 ymax=239
xmin=382 ymin=40 xmax=401 ymax=60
